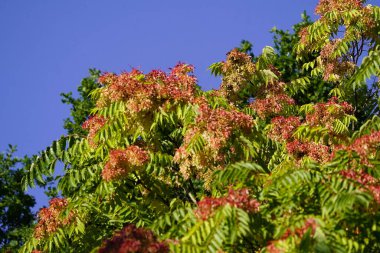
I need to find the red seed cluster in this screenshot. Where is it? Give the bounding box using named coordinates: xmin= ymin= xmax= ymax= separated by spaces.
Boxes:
xmin=102 ymin=146 xmax=149 ymax=181
xmin=82 ymin=115 xmax=107 ymax=147
xmin=34 ymin=198 xmax=74 ymax=240
xmin=250 ymin=94 xmax=295 ymax=119
xmin=282 ymin=218 xmax=317 ymax=239
xmin=262 ymin=98 xmax=354 ymax=163
xmin=306 ymin=97 xmax=353 ymax=131
xmin=249 ymin=78 xmax=294 ymax=120
xmin=96 ymin=63 xmax=197 ymax=112
xmin=315 ymin=0 xmax=363 ymax=16
xmin=256 ymin=81 xmax=287 ymax=97
xmin=174 ymin=103 xmax=254 ymax=184
xmin=347 ymin=131 xmax=380 ymax=166
xmin=281 ymin=98 xmax=354 ymax=163
xmin=195 ymin=188 xmax=260 ymax=220
xmin=286 ymin=140 xmax=330 ymax=163
xmin=195 ymin=103 xmax=254 ymax=143
xmin=266 ymin=218 xmax=317 ymax=252
xmin=318 ymin=40 xmax=356 ymax=81
xmin=98 ymin=224 xmax=169 ymax=253
xmin=340 ymin=169 xmax=380 ymax=203
xmin=266 ymin=243 xmax=282 ymax=253
xmin=298 ymin=27 xmax=309 ymax=45
xmin=340 ymin=169 xmax=377 ymax=185
xmin=268 ymin=116 xmax=301 ymax=142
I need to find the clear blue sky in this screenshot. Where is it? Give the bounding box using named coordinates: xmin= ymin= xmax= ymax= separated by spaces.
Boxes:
xmin=1 ymin=0 xmax=370 ymax=210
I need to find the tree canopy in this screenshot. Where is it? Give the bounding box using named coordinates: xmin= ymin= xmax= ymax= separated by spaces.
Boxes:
xmin=0 ymin=146 xmax=35 ymax=252
xmin=20 ymin=0 xmax=380 ymax=252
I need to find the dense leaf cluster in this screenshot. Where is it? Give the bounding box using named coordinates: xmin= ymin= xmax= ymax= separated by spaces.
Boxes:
xmin=0 ymin=146 xmax=35 ymax=252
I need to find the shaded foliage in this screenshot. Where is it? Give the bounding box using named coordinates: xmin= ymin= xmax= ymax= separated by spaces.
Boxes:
xmin=0 ymin=146 xmax=35 ymax=252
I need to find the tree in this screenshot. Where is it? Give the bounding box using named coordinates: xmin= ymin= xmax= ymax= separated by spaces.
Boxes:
xmin=21 ymin=0 xmax=380 ymax=252
xmin=0 ymin=146 xmax=35 ymax=252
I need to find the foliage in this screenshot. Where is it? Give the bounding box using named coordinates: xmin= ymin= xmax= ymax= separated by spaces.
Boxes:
xmin=296 ymin=0 xmax=380 ymax=124
xmin=21 ymin=1 xmax=380 ymax=252
xmin=270 ymin=11 xmax=335 ymax=105
xmin=0 ymin=146 xmax=35 ymax=252
xmin=244 ymin=10 xmax=379 ymax=125
xmin=61 ymin=69 xmax=101 ymax=136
